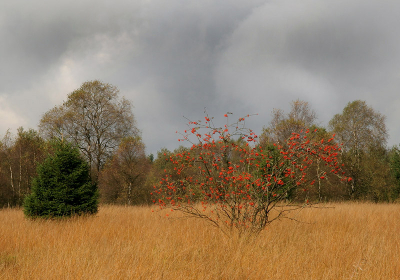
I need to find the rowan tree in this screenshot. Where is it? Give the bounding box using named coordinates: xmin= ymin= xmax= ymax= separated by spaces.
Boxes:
xmin=152 ymin=113 xmax=350 ymax=235
xmin=294 ymin=125 xmax=350 ymax=201
xmin=39 ymin=80 xmax=139 ymax=181
xmin=260 ymin=101 xmax=345 ymax=201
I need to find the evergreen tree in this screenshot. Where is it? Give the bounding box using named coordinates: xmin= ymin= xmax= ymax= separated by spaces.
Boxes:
xmin=23 ymin=140 xmax=98 ymax=218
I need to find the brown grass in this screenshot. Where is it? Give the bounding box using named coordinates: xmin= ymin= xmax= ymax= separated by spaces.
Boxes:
xmin=0 ymin=203 xmax=399 ymax=279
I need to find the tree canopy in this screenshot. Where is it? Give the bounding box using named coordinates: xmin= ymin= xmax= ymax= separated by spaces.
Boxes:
xmin=260 ymin=99 xmax=317 ymax=145
xmin=39 ymin=80 xmax=139 ymax=180
xmin=329 ymin=100 xmax=388 ymax=152
xmin=329 ymin=100 xmax=389 ymax=199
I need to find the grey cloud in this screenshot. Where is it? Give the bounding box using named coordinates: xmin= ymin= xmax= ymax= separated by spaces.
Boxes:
xmin=107 ymin=1 xmax=265 ymax=152
xmin=1 ymin=0 xmax=400 ymax=154
xmin=214 ymin=0 xmax=400 ymax=146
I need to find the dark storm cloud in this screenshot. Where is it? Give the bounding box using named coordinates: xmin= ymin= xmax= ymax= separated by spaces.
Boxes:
xmin=1 ymin=0 xmax=400 ymax=154
xmin=102 ymin=0 xmax=266 ymax=152
xmin=214 ymin=0 xmax=400 ymax=146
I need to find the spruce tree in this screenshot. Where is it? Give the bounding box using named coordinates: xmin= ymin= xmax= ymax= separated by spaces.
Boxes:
xmin=23 ymin=140 xmax=98 ymax=218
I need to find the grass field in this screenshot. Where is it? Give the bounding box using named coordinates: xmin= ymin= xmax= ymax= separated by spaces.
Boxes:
xmin=0 ymin=203 xmax=399 ymax=279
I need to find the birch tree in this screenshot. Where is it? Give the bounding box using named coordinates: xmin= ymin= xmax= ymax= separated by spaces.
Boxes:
xmin=329 ymin=100 xmax=388 ymax=199
xmin=39 ymin=80 xmax=139 ymax=181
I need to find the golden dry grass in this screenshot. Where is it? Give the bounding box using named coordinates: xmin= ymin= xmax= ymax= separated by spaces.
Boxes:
xmin=0 ymin=203 xmax=399 ymax=280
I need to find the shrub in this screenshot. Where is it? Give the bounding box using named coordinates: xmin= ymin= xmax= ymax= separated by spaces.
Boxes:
xmin=152 ymin=113 xmax=351 ymax=235
xmin=23 ymin=140 xmax=98 ymax=218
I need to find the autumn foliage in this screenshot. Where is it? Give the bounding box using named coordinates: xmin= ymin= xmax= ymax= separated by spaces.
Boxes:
xmin=152 ymin=113 xmax=351 ymax=234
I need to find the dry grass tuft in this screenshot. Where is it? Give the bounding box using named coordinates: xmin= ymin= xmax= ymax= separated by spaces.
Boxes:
xmin=0 ymin=203 xmax=399 ymax=279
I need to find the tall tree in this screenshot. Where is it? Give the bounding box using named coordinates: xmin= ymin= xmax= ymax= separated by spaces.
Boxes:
xmin=0 ymin=130 xmax=15 ymax=207
xmin=39 ymin=80 xmax=139 ymax=180
xmin=260 ymin=99 xmax=317 ymax=145
xmin=388 ymin=146 xmax=400 ymax=201
xmin=0 ymin=128 xmax=46 ymax=207
xmin=329 ymin=100 xmax=387 ymax=153
xmin=329 ymin=100 xmax=388 ymax=199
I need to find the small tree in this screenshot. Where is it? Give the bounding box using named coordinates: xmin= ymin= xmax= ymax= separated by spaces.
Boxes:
xmin=99 ymin=136 xmax=151 ymax=205
xmin=23 ymin=140 xmax=98 ymax=218
xmin=152 ymin=113 xmax=351 ymax=235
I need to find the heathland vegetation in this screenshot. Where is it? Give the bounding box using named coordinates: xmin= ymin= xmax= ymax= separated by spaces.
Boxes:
xmin=1 ymin=80 xmax=400 ymax=277
xmin=0 ymin=203 xmax=399 ymax=279
xmin=1 ymin=81 xmax=399 ymax=211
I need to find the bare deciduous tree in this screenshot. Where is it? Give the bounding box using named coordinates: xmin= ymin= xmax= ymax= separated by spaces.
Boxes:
xmin=0 ymin=128 xmax=45 ymax=207
xmin=261 ymin=99 xmax=317 ymax=145
xmin=99 ymin=137 xmax=151 ymax=205
xmin=39 ymin=80 xmax=139 ymax=180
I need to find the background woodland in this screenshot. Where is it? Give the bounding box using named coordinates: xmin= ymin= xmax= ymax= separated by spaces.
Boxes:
xmin=1 ymin=81 xmax=400 ymax=208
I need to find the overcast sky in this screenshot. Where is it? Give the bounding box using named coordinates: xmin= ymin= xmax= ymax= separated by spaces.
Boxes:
xmin=1 ymin=0 xmax=400 ymax=155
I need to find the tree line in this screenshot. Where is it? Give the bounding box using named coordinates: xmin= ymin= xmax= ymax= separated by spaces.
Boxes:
xmin=1 ymin=81 xmax=400 ymax=208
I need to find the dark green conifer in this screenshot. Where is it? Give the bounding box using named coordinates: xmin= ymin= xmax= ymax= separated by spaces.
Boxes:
xmin=23 ymin=140 xmax=98 ymax=218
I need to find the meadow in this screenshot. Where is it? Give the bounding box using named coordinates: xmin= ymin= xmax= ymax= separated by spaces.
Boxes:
xmin=0 ymin=203 xmax=399 ymax=279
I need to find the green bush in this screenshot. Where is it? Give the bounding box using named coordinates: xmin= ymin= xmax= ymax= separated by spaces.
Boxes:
xmin=23 ymin=140 xmax=98 ymax=218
